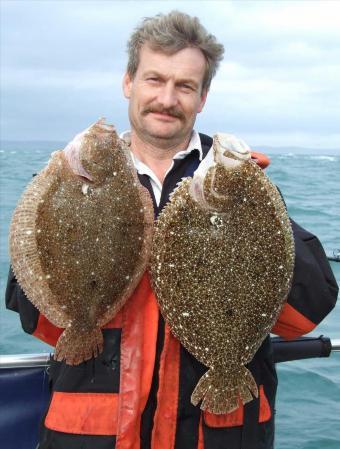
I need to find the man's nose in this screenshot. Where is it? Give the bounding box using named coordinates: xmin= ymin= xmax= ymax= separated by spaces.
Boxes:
xmin=157 ymin=82 xmax=178 ymax=109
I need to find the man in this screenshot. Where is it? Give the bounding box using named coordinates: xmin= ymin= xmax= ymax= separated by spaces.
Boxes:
xmin=6 ymin=11 xmax=338 ymax=449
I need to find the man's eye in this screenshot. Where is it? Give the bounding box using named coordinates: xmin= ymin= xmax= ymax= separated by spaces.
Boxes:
xmin=147 ymin=77 xmax=160 ymax=83
xmin=179 ymin=84 xmax=194 ymax=92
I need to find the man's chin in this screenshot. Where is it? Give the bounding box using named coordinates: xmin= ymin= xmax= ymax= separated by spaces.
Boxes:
xmin=144 ymin=125 xmax=183 ymax=141
xmin=147 ymin=130 xmax=183 ymax=143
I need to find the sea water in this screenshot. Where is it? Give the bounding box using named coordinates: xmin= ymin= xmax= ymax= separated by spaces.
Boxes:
xmin=0 ymin=141 xmax=339 ymax=449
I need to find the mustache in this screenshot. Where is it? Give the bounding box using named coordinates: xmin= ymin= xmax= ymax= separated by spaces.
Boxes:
xmin=142 ymin=105 xmax=184 ymax=120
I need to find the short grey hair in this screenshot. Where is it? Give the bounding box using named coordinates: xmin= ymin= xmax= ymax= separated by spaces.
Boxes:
xmin=127 ymin=11 xmax=224 ymax=91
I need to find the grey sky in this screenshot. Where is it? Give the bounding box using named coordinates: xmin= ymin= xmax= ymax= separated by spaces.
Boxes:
xmin=1 ymin=0 xmax=340 ymax=149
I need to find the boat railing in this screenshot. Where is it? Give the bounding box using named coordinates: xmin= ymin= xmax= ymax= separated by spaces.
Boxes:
xmin=0 ymin=352 xmax=51 ymax=369
xmin=1 ymin=336 xmax=339 ymax=369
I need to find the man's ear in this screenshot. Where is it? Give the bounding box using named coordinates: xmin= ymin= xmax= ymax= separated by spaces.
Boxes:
xmin=122 ymin=72 xmax=132 ymax=99
xmin=197 ymin=88 xmax=208 ymax=113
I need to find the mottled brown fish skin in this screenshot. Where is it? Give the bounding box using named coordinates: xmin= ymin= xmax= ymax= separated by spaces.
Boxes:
xmin=9 ymin=123 xmax=154 ymax=365
xmin=150 ymin=140 xmax=294 ymax=414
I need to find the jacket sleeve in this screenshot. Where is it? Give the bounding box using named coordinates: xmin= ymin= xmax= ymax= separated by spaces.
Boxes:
xmin=272 ymin=219 xmax=338 ymax=339
xmin=5 ymin=266 xmax=63 ymax=347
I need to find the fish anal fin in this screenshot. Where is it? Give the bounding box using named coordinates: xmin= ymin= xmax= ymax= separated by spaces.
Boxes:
xmin=244 ymin=366 xmax=259 ymax=398
xmin=239 ymin=384 xmax=254 ymax=404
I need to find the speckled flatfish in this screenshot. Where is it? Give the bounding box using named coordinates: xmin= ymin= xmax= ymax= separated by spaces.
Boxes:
xmin=150 ymin=133 xmax=295 ymax=414
xmin=9 ymin=119 xmax=154 ymax=365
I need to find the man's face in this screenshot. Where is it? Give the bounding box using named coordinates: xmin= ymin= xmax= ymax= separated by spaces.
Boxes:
xmin=123 ymin=44 xmax=208 ymax=148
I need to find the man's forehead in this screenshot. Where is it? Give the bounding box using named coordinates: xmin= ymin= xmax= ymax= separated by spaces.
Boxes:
xmin=137 ymin=44 xmax=206 ymax=78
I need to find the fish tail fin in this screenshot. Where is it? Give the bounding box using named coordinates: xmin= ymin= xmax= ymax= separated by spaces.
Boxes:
xmin=191 ymin=366 xmax=258 ymax=414
xmin=55 ymin=326 xmax=103 ymax=365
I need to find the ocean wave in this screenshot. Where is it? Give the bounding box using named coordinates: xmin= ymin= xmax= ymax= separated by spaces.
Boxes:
xmin=271 ymin=154 xmax=339 ymax=162
xmin=275 ymin=152 xmax=297 ymax=159
xmin=308 ymin=155 xmax=338 ymax=162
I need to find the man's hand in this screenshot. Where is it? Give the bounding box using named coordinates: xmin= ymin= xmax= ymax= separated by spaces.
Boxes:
xmin=64 ymin=124 xmax=92 ymax=181
xmin=63 ymin=118 xmax=119 ymax=182
xmin=215 ymin=134 xmax=270 ymax=169
xmin=216 ymin=133 xmax=251 ymax=159
xmin=63 ymin=123 xmax=99 ymax=181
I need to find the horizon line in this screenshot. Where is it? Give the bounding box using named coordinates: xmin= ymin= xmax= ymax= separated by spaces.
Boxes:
xmin=1 ymin=139 xmax=340 ymax=153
